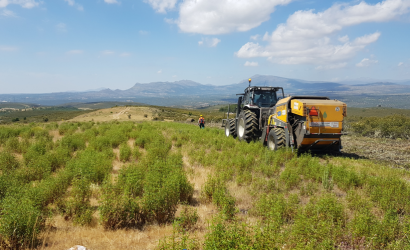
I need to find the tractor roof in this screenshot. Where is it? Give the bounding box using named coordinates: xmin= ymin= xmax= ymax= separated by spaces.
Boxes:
xmin=244 ymin=86 xmax=283 ymax=92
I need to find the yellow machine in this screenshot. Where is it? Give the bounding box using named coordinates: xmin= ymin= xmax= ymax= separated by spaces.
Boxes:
xmin=266 ymin=96 xmax=346 ymax=152
xmin=223 ymin=79 xmax=347 ymax=152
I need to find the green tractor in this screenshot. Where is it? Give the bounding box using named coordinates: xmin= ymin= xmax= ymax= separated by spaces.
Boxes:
xmin=223 ymin=79 xmax=285 ymax=142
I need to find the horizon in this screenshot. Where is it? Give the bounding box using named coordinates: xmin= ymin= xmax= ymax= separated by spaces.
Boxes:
xmin=1 ymin=0 xmax=410 ymax=94
xmin=2 ymin=74 xmax=410 ymax=95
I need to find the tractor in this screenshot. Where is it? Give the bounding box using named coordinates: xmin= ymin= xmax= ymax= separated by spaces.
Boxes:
xmin=222 ymin=78 xmax=347 ymax=152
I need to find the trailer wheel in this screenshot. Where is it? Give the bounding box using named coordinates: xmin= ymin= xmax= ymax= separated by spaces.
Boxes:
xmin=267 ymin=127 xmax=285 ymax=150
xmin=237 ymin=110 xmax=258 ymax=142
xmin=225 ymin=119 xmax=236 ymax=138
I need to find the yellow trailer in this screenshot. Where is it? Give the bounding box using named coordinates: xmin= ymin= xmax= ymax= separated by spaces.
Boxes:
xmin=263 ymin=96 xmax=346 ymax=152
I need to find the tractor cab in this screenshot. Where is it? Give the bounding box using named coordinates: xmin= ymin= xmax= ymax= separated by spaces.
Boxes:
xmin=241 ymin=86 xmax=285 ymax=108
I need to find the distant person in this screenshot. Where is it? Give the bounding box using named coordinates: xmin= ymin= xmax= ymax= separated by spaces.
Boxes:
xmin=198 ymin=115 xmax=205 ymax=129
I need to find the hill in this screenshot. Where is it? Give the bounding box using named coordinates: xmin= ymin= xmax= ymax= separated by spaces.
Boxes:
xmin=1 ymin=75 xmax=410 ymax=108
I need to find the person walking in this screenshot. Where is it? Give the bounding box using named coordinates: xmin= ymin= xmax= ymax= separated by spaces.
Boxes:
xmin=198 ymin=115 xmax=205 ymax=129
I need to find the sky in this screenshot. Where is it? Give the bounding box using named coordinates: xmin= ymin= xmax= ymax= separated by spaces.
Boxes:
xmin=1 ymin=0 xmax=410 ymax=93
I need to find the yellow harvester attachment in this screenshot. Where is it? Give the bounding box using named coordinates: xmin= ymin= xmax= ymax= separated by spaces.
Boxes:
xmin=271 ymin=96 xmax=346 ymax=152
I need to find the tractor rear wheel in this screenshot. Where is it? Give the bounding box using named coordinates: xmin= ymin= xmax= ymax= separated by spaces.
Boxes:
xmin=225 ymin=119 xmax=236 ymax=137
xmin=267 ymin=127 xmax=285 ymax=150
xmin=237 ymin=110 xmax=258 ymax=142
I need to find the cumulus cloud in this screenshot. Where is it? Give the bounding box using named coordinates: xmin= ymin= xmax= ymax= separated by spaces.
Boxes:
xmin=1 ymin=9 xmax=17 ymax=17
xmin=398 ymin=62 xmax=404 ymax=66
xmin=0 ymin=0 xmax=39 ymax=8
xmin=66 ymin=50 xmax=83 ymax=55
xmin=198 ymin=38 xmax=221 ymax=47
xmin=244 ymin=61 xmax=258 ymax=67
xmin=157 ymin=69 xmax=162 ymax=74
xmin=176 ymin=0 xmax=292 ymax=35
xmin=236 ymin=0 xmax=410 ymax=68
xmin=104 ymin=0 xmax=119 ymax=4
xmin=144 ymin=0 xmax=177 ymax=13
xmin=356 ymin=58 xmax=378 ymax=67
xmin=64 ymin=0 xmax=83 ymax=11
xmin=250 ymin=35 xmax=260 ymax=41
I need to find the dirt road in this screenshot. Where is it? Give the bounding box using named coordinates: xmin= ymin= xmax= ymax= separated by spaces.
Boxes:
xmin=112 ymin=107 xmax=130 ymax=119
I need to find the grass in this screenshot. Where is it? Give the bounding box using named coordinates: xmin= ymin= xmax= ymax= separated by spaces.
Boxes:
xmin=0 ymin=117 xmax=409 ymax=249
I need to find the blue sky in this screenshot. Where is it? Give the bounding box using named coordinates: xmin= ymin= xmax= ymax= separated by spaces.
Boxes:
xmin=1 ymin=0 xmax=410 ymax=93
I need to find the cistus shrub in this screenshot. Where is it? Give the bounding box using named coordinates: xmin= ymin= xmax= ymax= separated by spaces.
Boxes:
xmin=62 ymin=178 xmax=93 ymax=226
xmin=119 ymin=143 xmax=132 ymax=162
xmin=202 ymin=175 xmax=236 ymax=219
xmin=100 ymin=151 xmax=193 ymax=228
xmin=67 ymin=149 xmax=112 ymax=184
xmin=99 ymin=181 xmax=142 ymax=229
xmin=60 ymin=133 xmax=86 ymax=152
xmin=174 ymin=206 xmax=199 ymax=232
xmin=0 ymin=196 xmax=44 ymax=249
xmin=142 ymin=158 xmax=193 ymax=223
xmin=350 ymin=114 xmax=410 ymax=139
xmin=0 ymin=151 xmax=20 ymax=173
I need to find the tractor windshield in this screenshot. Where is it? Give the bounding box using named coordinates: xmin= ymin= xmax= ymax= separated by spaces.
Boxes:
xmin=253 ymin=90 xmax=278 ymax=107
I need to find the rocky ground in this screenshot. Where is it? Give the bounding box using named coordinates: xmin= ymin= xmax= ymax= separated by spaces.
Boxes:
xmin=341 ymin=135 xmax=410 ymax=168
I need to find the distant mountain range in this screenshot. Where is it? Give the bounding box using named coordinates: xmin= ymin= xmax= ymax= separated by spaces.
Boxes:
xmin=1 ymin=75 xmax=410 ymax=107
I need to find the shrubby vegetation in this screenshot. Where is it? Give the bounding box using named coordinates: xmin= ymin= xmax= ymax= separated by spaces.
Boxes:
xmin=348 ymin=114 xmax=410 ymax=139
xmin=0 ymin=117 xmax=410 ymax=249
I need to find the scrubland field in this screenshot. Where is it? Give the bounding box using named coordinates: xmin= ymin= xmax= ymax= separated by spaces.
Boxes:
xmin=0 ymin=106 xmax=410 ymax=249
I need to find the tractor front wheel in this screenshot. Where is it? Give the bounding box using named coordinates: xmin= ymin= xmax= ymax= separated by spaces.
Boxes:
xmin=225 ymin=119 xmax=236 ymax=138
xmin=237 ymin=110 xmax=258 ymax=142
xmin=267 ymin=127 xmax=285 ymax=150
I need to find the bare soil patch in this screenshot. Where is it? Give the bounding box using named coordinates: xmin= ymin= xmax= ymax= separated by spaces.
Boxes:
xmin=68 ymin=107 xmax=158 ymax=123
xmin=341 ymin=135 xmax=410 ymax=167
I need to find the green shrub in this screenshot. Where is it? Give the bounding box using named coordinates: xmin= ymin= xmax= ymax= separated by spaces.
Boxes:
xmin=99 ymin=180 xmax=142 ymax=229
xmin=63 ymin=178 xmax=93 ymax=226
xmin=60 ymin=133 xmax=86 ymax=152
xmin=0 ymin=151 xmax=20 ymax=173
xmin=0 ymin=196 xmax=44 ymax=249
xmin=174 ymin=206 xmax=199 ymax=232
xmin=119 ymin=143 xmax=132 ymax=162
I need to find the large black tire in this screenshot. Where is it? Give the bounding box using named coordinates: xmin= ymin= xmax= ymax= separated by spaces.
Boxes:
xmin=237 ymin=110 xmax=258 ymax=142
xmin=267 ymin=127 xmax=286 ymax=151
xmin=225 ymin=119 xmax=236 ymax=138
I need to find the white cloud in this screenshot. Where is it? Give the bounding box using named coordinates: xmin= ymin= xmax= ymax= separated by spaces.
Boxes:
xmin=63 ymin=0 xmax=83 ymax=11
xmin=198 ymin=37 xmax=221 ymax=47
xmin=338 ymin=35 xmax=349 ymax=43
xmin=398 ymin=62 xmax=404 ymax=66
xmin=104 ymin=0 xmax=119 ymax=4
xmin=101 ymin=50 xmax=115 ymax=55
xmin=144 ymin=0 xmax=177 ymax=13
xmin=236 ymin=0 xmax=410 ymax=68
xmin=250 ymin=35 xmax=260 ymax=41
xmin=244 ymin=61 xmax=258 ymax=67
xmin=0 ymin=46 xmax=18 ymax=51
xmin=176 ymin=0 xmax=292 ymax=35
xmin=356 ymin=58 xmax=378 ymax=67
xmin=0 ymin=0 xmax=39 ymax=8
xmin=66 ymin=50 xmax=83 ymax=55
xmin=55 ymin=23 xmax=67 ymax=32
xmin=157 ymin=69 xmax=162 ymax=74
xmin=0 ymin=9 xmax=17 ymax=17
